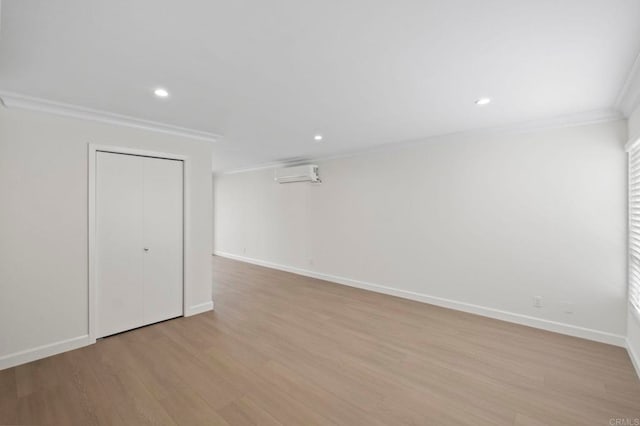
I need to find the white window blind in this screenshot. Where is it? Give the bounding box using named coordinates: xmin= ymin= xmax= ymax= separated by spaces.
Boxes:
xmin=629 ymin=144 xmax=640 ymax=315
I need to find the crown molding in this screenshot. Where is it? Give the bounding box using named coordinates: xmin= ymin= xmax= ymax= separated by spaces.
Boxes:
xmin=615 ymin=51 xmax=640 ymax=117
xmin=0 ymin=91 xmax=219 ymax=143
xmin=218 ymin=159 xmax=311 ymax=176
xmin=218 ymin=108 xmax=623 ymax=175
xmin=471 ymin=108 xmax=623 ymax=135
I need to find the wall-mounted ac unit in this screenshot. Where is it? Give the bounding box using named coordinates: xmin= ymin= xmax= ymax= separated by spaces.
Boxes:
xmin=274 ymin=164 xmax=320 ymax=183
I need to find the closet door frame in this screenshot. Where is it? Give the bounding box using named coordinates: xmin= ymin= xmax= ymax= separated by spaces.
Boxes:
xmin=88 ymin=144 xmax=188 ymax=343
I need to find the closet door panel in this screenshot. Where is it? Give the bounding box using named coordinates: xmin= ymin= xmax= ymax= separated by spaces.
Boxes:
xmin=96 ymin=152 xmax=144 ymax=337
xmin=142 ymin=157 xmax=183 ymax=324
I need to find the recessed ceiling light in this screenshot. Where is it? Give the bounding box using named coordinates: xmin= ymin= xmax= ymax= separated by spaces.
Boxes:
xmin=314 ymin=134 xmax=323 ymax=141
xmin=475 ymin=97 xmax=491 ymax=106
xmin=154 ymin=88 xmax=169 ymax=98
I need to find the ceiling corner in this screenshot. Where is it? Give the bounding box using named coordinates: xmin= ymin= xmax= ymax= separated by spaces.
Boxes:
xmin=616 ymin=51 xmax=640 ymax=117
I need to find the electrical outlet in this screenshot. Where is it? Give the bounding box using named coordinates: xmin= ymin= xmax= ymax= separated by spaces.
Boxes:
xmin=533 ymin=296 xmax=543 ymax=308
xmin=561 ymin=302 xmax=574 ymax=314
xmin=308 ymin=258 xmax=314 ymax=266
xmin=243 ymin=247 xmax=247 ymax=254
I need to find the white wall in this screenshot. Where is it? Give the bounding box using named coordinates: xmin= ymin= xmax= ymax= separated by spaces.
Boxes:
xmin=214 ymin=120 xmax=628 ymax=344
xmin=628 ymin=105 xmax=640 ymax=374
xmin=0 ymin=107 xmax=213 ymax=368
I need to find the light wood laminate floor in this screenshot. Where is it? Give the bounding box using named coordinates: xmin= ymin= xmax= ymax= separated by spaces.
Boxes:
xmin=1 ymin=256 xmax=639 ymax=425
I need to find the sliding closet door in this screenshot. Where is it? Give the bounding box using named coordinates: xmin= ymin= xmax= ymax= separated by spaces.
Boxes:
xmin=142 ymin=157 xmax=183 ymax=325
xmin=96 ymin=152 xmax=145 ymax=337
xmin=96 ymin=152 xmax=183 ymax=338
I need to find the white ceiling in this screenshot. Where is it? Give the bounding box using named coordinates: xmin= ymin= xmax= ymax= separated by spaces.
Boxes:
xmin=0 ymin=0 xmax=639 ymax=172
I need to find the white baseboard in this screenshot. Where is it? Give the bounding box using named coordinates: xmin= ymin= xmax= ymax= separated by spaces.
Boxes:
xmin=0 ymin=335 xmax=91 ymax=371
xmin=214 ymin=251 xmax=626 ymax=347
xmin=627 ymin=312 xmax=640 ymax=379
xmin=185 ymin=301 xmax=214 ymax=316
xmin=0 ymin=302 xmax=214 ymax=371
xmin=627 ymin=338 xmax=640 ymax=379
